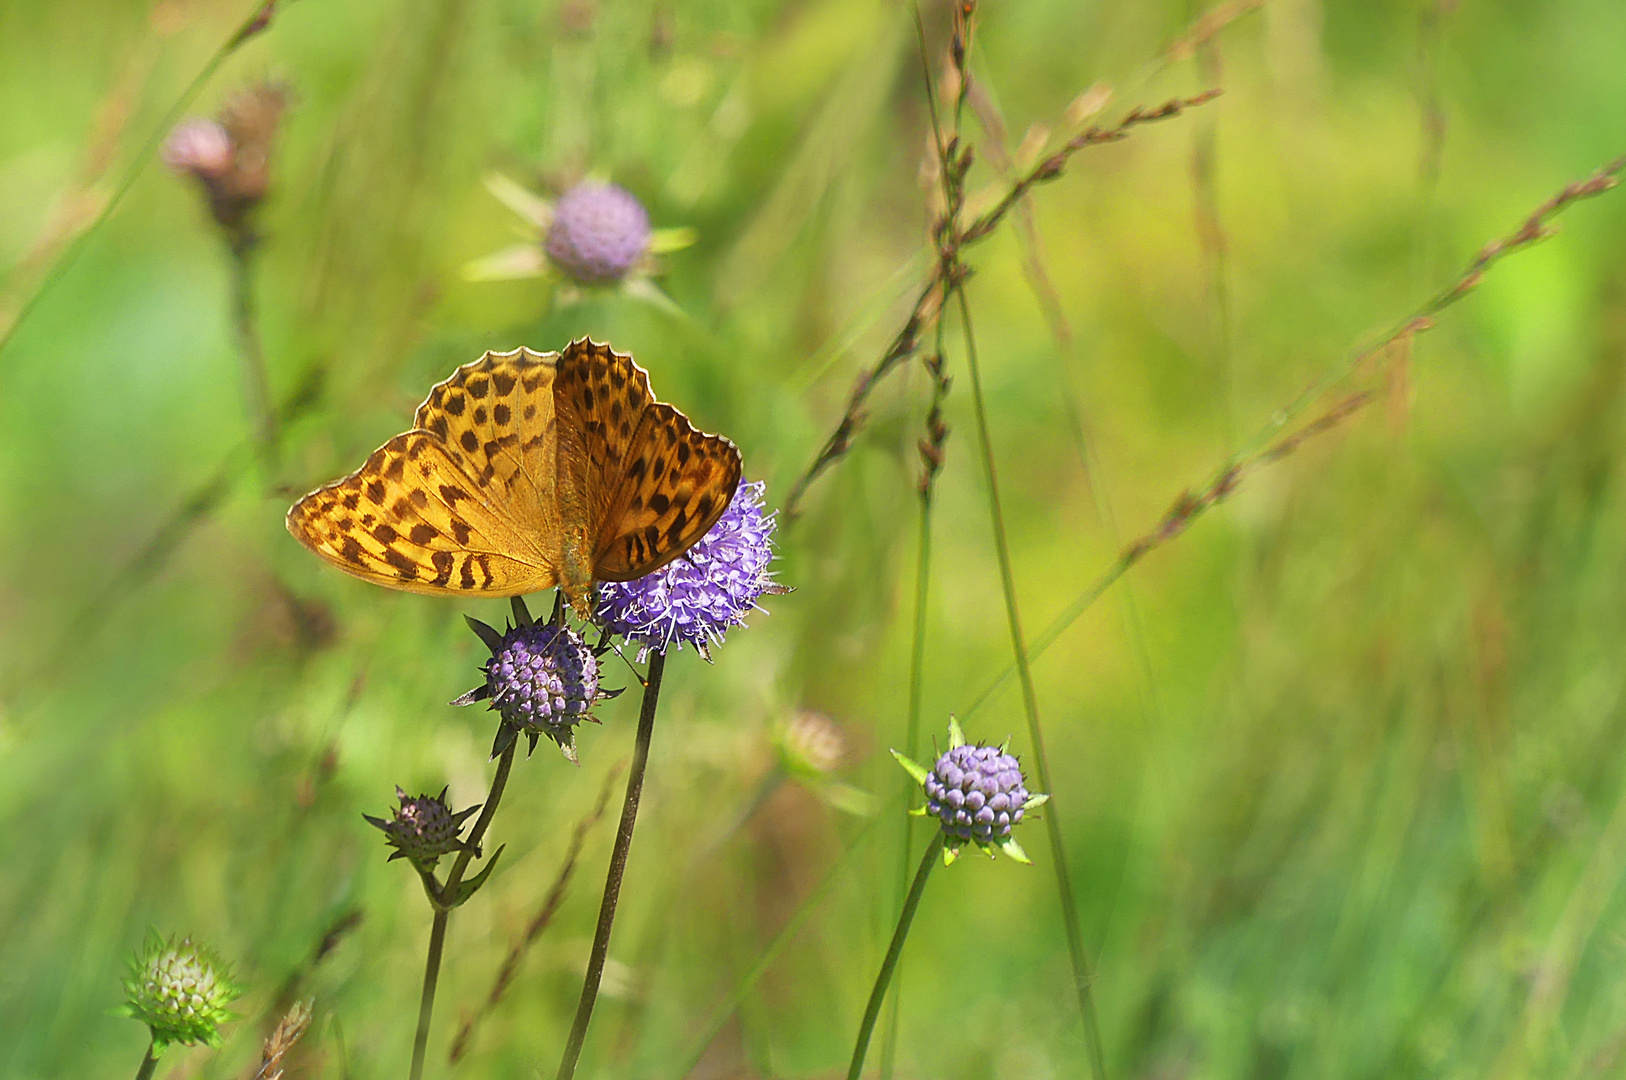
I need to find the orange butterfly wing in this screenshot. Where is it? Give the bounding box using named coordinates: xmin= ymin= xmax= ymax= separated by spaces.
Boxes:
xmin=552 ymin=338 xmax=742 ymax=581
xmin=286 ymin=348 xmax=563 ymax=596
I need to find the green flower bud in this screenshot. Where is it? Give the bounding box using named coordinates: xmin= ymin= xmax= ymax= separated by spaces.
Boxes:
xmin=120 ymin=934 xmax=243 ymax=1052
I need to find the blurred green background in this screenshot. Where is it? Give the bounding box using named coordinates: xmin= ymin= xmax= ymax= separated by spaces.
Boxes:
xmin=5 ymin=0 xmax=1626 ymax=1077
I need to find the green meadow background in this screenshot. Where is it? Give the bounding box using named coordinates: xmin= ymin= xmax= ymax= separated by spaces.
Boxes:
xmin=4 ymin=0 xmax=1626 ymax=1077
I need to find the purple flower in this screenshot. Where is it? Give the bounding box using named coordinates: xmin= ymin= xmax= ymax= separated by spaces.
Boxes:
xmin=894 ymin=719 xmax=1048 ymax=864
xmin=544 ymin=182 xmax=652 ymax=285
xmin=454 ymin=616 xmax=614 ymax=762
xmin=595 ymin=480 xmax=782 ymax=659
xmin=363 ymin=787 xmax=478 ymax=868
xmin=163 ymin=119 xmax=232 ymax=178
xmin=925 ymin=744 xmax=1029 ymax=843
xmin=163 ymin=83 xmax=287 ymax=239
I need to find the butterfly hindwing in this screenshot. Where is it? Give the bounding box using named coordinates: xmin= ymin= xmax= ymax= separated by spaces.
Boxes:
xmin=592 ymin=403 xmax=743 ymax=581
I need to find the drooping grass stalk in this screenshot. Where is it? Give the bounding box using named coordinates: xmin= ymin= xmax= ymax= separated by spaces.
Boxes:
xmin=133 ymin=1041 xmax=158 ymax=1080
xmin=846 ymin=831 xmax=944 ymax=1080
xmin=963 ymin=155 xmax=1626 ymax=723
xmin=955 ymin=285 xmax=1108 ymax=1080
xmin=673 ymin=818 xmax=879 ymax=1078
xmin=555 ymin=649 xmax=667 ymax=1080
xmin=227 ymin=240 xmax=278 ymax=469
xmin=0 ymin=0 xmax=276 ymax=364
xmin=408 ymin=738 xmax=518 ymax=1080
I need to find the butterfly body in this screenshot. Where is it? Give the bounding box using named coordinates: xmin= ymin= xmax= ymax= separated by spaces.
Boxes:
xmin=286 ymin=339 xmax=742 ymax=618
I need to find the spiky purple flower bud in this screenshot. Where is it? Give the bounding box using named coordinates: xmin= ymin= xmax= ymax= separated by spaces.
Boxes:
xmin=488 ymin=622 xmax=598 ymax=727
xmin=894 ymin=719 xmax=1046 ymax=863
xmin=544 ymin=182 xmax=652 ymax=285
xmin=924 ymin=744 xmax=1030 ymax=844
xmin=595 ymin=480 xmax=783 ymax=658
xmin=455 ymin=617 xmax=608 ymax=761
xmin=364 ymin=786 xmax=478 ymax=867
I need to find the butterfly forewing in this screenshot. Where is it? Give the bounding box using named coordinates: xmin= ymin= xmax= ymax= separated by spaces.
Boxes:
xmin=413 ymin=347 xmax=561 ymax=540
xmin=285 ymin=432 xmax=559 ymax=596
xmin=553 ymin=339 xmax=655 ymax=536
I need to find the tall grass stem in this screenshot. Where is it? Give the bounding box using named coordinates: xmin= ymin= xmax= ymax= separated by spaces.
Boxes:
xmin=956 ymin=285 xmax=1108 ymax=1080
xmin=555 ymin=649 xmax=667 ymax=1080
xmin=846 ymin=832 xmax=943 ymax=1080
xmin=673 ymin=819 xmax=879 ymax=1077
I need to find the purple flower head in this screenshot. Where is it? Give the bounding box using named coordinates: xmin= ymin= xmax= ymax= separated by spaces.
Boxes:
xmin=595 ymin=480 xmax=781 ymax=659
xmin=163 ymin=119 xmax=233 ymax=179
xmin=455 ymin=612 xmax=614 ymax=762
xmin=544 ymin=182 xmax=652 ymax=285
xmin=893 ymin=718 xmax=1048 ymax=864
xmin=363 ymin=786 xmax=478 ymax=868
xmin=925 ymin=744 xmax=1029 ymax=844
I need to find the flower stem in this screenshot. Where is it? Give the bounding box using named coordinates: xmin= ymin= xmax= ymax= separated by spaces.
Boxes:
xmin=133 ymin=1040 xmax=158 ymax=1080
xmin=407 ymin=738 xmax=518 ymax=1080
xmin=227 ymin=240 xmax=278 ymax=471
xmin=956 ymin=285 xmax=1108 ymax=1080
xmin=408 ymin=910 xmax=449 ymax=1080
xmin=846 ymin=832 xmax=943 ymax=1080
xmin=879 ymin=484 xmax=937 ymax=1080
xmin=555 ymin=649 xmax=667 ymax=1080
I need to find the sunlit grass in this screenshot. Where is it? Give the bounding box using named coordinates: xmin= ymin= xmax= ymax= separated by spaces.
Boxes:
xmin=4 ymin=1 xmax=1626 ymax=1078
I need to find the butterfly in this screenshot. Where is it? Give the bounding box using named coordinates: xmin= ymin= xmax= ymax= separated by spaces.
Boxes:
xmin=286 ymin=338 xmax=742 ymax=618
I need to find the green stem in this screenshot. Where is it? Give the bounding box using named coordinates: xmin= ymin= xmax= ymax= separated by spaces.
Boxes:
xmin=408 ymin=910 xmax=449 ymax=1080
xmin=846 ymin=832 xmax=943 ymax=1080
xmin=955 ymin=285 xmax=1107 ymax=1080
xmin=556 ymin=649 xmax=667 ymax=1080
xmin=879 ymin=475 xmax=937 ymax=1080
xmin=133 ymin=1041 xmax=158 ymax=1080
xmin=228 ymin=241 xmax=278 ymax=470
xmin=407 ymin=738 xmax=518 ymax=1080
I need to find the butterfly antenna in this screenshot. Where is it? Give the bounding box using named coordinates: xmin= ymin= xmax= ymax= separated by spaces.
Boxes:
xmin=550 ymin=590 xmax=565 ymax=626
xmin=606 ymin=637 xmax=648 ymax=689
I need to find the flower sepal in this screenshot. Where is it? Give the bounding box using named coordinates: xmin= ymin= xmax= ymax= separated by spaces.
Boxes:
xmin=998 ymin=836 xmax=1033 ymax=864
xmin=891 ymin=749 xmax=931 ymax=786
xmin=447 ymin=844 xmax=506 ymax=908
